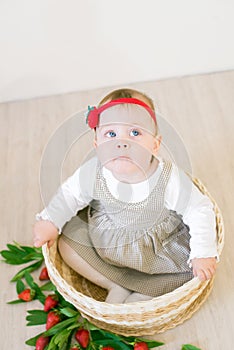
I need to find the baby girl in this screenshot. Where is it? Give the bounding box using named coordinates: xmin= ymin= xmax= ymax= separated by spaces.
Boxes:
xmin=33 ymin=88 xmax=218 ymax=303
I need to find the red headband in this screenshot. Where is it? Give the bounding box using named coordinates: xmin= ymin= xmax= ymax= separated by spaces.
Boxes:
xmin=86 ymin=98 xmax=156 ymax=129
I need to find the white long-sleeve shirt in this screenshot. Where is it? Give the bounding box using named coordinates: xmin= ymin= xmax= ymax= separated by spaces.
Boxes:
xmin=37 ymin=157 xmax=218 ymax=262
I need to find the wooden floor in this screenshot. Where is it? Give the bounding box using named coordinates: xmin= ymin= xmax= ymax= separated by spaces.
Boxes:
xmin=0 ymin=70 xmax=234 ymax=349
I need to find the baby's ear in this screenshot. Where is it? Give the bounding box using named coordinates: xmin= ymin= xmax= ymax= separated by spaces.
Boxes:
xmin=153 ymin=135 xmax=162 ymax=154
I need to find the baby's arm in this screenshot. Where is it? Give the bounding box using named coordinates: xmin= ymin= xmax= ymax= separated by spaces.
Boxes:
xmin=34 ymin=157 xmax=97 ymax=248
xmin=191 ymin=257 xmax=217 ymax=281
xmin=165 ymin=163 xmax=218 ymax=281
xmin=33 ymin=220 xmax=59 ymax=248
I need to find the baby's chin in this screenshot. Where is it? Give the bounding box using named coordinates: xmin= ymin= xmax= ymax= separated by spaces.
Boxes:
xmin=104 ymin=159 xmax=147 ymax=182
xmin=105 ymin=158 xmax=135 ymax=171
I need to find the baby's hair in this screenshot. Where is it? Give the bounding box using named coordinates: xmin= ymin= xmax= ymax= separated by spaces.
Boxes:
xmin=98 ymin=88 xmax=155 ymax=111
xmin=98 ymin=88 xmax=158 ymax=135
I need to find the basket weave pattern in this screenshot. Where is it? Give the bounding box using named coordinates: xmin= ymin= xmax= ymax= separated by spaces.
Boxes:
xmin=42 ymin=178 xmax=224 ymax=336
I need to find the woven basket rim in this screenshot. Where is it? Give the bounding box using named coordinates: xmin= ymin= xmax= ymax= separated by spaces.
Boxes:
xmin=42 ymin=176 xmax=224 ymax=334
xmin=43 ymin=242 xmax=210 ymax=309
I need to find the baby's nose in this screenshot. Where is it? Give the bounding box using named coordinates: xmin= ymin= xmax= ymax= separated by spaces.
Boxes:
xmin=115 ymin=140 xmax=130 ymax=149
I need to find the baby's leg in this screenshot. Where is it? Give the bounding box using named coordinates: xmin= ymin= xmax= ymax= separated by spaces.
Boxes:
xmin=58 ymin=238 xmax=131 ymax=303
xmin=124 ymin=292 xmax=153 ymax=303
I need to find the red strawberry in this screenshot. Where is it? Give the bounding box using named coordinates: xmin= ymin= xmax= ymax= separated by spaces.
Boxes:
xmin=35 ymin=335 xmax=50 ymax=350
xmin=18 ymin=288 xmax=35 ymax=301
xmin=44 ymin=294 xmax=59 ymax=312
xmin=102 ymin=347 xmax=115 ymax=350
xmin=75 ymin=329 xmax=90 ymax=348
xmin=46 ymin=311 xmax=61 ymax=330
xmin=39 ymin=267 xmax=50 ymax=280
xmin=134 ymin=342 xmax=149 ymax=350
xmin=70 ymin=347 xmax=80 ymax=350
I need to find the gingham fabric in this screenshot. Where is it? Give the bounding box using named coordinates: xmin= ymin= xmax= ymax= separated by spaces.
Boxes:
xmin=61 ymin=160 xmax=193 ymax=297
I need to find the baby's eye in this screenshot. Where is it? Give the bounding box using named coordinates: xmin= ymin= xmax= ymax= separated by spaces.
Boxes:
xmin=130 ymin=129 xmax=140 ymax=136
xmin=106 ymin=131 xmax=116 ymax=138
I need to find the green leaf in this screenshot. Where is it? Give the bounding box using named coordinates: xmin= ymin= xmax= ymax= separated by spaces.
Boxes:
xmin=0 ymin=250 xmax=28 ymax=264
xmin=24 ymin=271 xmax=46 ymax=304
xmin=11 ymin=260 xmax=43 ymax=281
xmin=182 ymin=345 xmax=202 ymax=350
xmin=92 ymin=329 xmax=122 ymax=342
xmin=44 ymin=317 xmax=78 ymax=337
xmin=24 ymin=255 xmax=43 ymax=263
xmin=20 ymin=245 xmax=42 ymax=255
xmin=24 ymin=271 xmax=36 ymax=288
xmin=13 ymin=242 xmax=42 ymax=256
xmin=87 ymin=323 xmax=102 ymax=331
xmin=46 ymin=335 xmax=58 ymax=350
xmin=60 ymin=307 xmax=79 ymax=318
xmin=37 ymin=295 xmax=46 ymax=304
xmin=67 ymin=322 xmax=82 ymax=331
xmin=90 ymin=330 xmax=164 ymax=349
xmin=26 ymin=310 xmax=48 ymax=326
xmin=40 ymin=281 xmax=57 ymax=291
xmin=135 ymin=337 xmax=165 ymax=348
xmin=7 ymin=299 xmax=25 ymax=304
xmin=25 ymin=332 xmax=44 ymax=346
xmin=1 ymin=243 xmax=43 ymax=266
xmin=55 ymin=291 xmax=77 ymax=310
xmin=93 ymin=339 xmax=132 ymax=350
xmin=120 ymin=336 xmax=136 ymax=343
xmin=53 ymin=328 xmax=73 ymax=347
xmin=16 ymin=279 xmax=25 ymax=294
xmin=7 ymin=243 xmax=27 ymax=254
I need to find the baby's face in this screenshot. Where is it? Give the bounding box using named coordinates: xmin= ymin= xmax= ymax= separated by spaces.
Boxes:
xmin=94 ymin=104 xmax=161 ymax=183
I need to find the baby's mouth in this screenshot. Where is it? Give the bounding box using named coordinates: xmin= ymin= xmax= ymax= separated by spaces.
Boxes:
xmin=115 ymin=156 xmax=131 ymax=161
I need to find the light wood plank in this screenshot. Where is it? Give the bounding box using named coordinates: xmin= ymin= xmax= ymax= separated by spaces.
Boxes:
xmin=0 ymin=70 xmax=233 ymax=349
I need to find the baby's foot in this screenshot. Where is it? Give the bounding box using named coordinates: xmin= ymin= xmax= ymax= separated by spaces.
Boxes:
xmin=105 ymin=285 xmax=131 ymax=304
xmin=124 ymin=292 xmax=153 ymax=303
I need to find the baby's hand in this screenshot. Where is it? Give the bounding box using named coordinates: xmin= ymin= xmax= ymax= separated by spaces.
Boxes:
xmin=191 ymin=257 xmax=217 ymax=281
xmin=33 ymin=220 xmax=59 ymax=248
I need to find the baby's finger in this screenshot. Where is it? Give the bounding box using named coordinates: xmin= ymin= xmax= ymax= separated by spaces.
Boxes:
xmin=33 ymin=240 xmax=42 ymax=248
xmin=203 ymin=269 xmax=212 ymax=280
xmin=207 ymin=266 xmax=216 ymax=278
xmin=47 ymin=239 xmax=56 ymax=248
xmin=201 ymin=267 xmax=216 ymax=280
xmin=197 ymin=269 xmax=207 ymax=281
xmin=211 ymin=263 xmax=217 ymax=272
xmin=34 ymin=238 xmax=46 ymax=248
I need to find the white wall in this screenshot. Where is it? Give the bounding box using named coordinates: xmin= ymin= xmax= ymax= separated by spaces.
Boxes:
xmin=0 ymin=0 xmax=233 ymax=103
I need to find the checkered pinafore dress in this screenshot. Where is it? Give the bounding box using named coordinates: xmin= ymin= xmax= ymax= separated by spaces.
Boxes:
xmin=62 ymin=160 xmax=193 ymax=297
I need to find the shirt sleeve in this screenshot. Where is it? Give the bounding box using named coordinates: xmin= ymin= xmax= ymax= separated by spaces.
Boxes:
xmin=36 ymin=157 xmax=97 ymax=231
xmin=164 ymin=163 xmax=218 ymax=262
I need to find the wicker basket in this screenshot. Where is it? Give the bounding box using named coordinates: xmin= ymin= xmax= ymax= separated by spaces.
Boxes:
xmin=42 ymin=177 xmax=224 ymax=336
